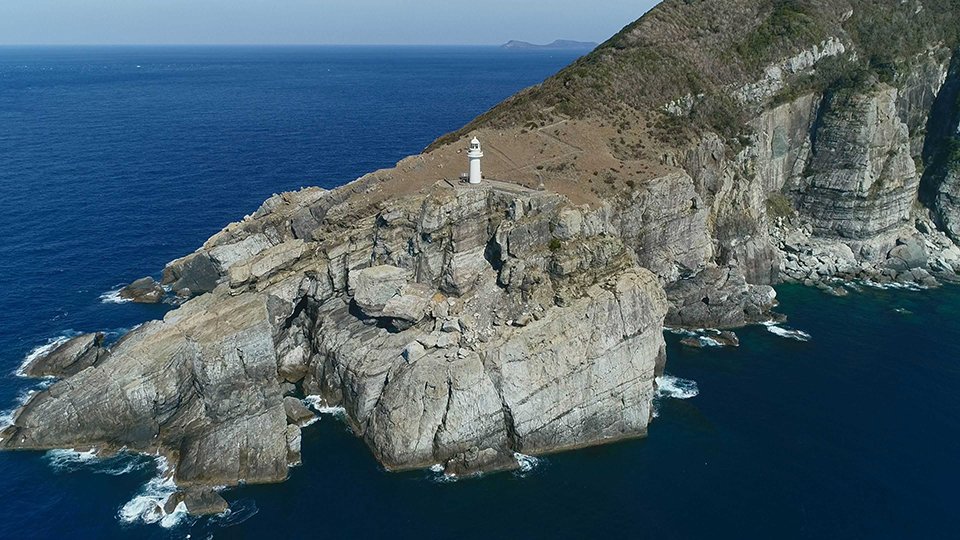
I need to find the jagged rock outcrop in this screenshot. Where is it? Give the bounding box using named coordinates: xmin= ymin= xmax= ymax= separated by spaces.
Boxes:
xmin=20 ymin=333 xmax=110 ymax=378
xmin=6 ymin=0 xmax=960 ymax=518
xmin=3 ymin=182 xmax=668 ymax=512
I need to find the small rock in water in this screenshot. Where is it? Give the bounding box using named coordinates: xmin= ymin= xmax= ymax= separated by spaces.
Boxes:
xmin=716 ymin=331 xmax=740 ymax=347
xmin=679 ymin=330 xmax=738 ymax=348
xmin=119 ymin=277 xmax=166 ymax=304
xmin=283 ymin=397 xmax=316 ymax=425
xmin=165 ymin=488 xmax=228 ymax=517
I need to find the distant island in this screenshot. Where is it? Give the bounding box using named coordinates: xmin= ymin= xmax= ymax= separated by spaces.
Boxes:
xmin=500 ymin=39 xmax=598 ymax=50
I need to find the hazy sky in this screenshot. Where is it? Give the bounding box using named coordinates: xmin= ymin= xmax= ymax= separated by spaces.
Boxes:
xmin=0 ymin=1 xmax=659 ymax=46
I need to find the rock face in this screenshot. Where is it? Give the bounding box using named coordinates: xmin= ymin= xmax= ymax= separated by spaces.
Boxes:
xmin=923 ymin=53 xmax=960 ymax=244
xmin=20 ymin=333 xmax=109 ymax=378
xmin=6 ymin=0 xmax=960 ymax=518
xmin=3 ymin=183 xmax=668 ymax=501
xmin=796 ymin=86 xmax=919 ymax=239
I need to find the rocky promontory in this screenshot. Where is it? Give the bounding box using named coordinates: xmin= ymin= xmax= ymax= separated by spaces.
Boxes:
xmin=5 ymin=0 xmax=960 ymax=518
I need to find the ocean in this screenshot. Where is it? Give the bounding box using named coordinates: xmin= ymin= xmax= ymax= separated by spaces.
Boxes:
xmin=1 ymin=46 xmax=958 ymax=539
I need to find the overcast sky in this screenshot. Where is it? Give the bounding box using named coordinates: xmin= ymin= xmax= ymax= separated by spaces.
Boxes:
xmin=0 ymin=1 xmax=659 ymax=46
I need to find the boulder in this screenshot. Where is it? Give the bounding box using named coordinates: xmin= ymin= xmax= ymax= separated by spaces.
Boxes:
xmin=119 ymin=277 xmax=165 ymax=304
xmin=350 ymin=265 xmax=433 ymax=326
xmin=885 ymin=237 xmax=928 ymax=271
xmin=164 ymin=488 xmax=229 ymax=517
xmin=351 ymin=265 xmax=407 ymax=314
xmin=282 ymin=397 xmax=316 ymax=425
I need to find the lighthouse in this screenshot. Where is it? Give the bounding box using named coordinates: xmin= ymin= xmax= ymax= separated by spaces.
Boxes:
xmin=467 ymin=137 xmax=483 ymax=184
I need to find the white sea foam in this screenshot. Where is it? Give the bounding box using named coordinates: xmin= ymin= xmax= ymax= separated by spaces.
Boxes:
xmin=426 ymin=465 xmax=459 ymax=484
xmin=303 ymin=396 xmax=346 ymax=417
xmin=513 ymin=452 xmax=543 ymax=477
xmin=99 ymin=289 xmax=131 ymax=304
xmin=213 ymin=498 xmax=258 ymax=528
xmin=763 ymin=323 xmax=812 ymax=342
xmin=664 ymin=326 xmax=697 ymax=337
xmin=118 ymin=457 xmax=189 ymax=529
xmin=655 ymin=374 xmax=699 ymax=399
xmin=695 ymin=336 xmax=723 ymax=347
xmin=45 ymin=448 xmax=99 ymax=469
xmin=860 ymin=280 xmax=923 ymax=292
xmin=44 ymin=448 xmax=151 ymax=476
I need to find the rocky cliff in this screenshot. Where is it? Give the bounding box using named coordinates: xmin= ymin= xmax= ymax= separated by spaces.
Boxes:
xmin=5 ymin=0 xmax=960 ymax=518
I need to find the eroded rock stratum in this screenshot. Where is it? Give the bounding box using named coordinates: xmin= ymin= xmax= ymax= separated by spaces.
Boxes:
xmin=2 ymin=185 xmax=675 ymax=508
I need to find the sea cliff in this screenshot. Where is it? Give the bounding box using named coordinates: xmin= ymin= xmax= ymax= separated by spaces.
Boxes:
xmin=5 ymin=0 xmax=960 ymax=517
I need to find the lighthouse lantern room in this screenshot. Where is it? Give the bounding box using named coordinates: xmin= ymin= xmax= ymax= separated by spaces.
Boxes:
xmin=467 ymin=137 xmax=483 ymax=184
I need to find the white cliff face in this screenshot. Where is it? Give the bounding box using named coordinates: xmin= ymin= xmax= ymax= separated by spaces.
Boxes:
xmin=796 ymin=85 xmax=919 ymax=239
xmin=737 ymin=38 xmax=848 ymax=104
xmin=2 ymin=182 xmax=669 ymax=496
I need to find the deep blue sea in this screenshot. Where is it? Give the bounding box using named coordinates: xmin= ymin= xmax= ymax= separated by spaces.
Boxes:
xmin=1 ymin=46 xmax=958 ymax=539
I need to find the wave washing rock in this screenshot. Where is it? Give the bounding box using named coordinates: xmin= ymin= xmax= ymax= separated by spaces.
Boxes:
xmin=2 ymin=184 xmax=669 ymax=512
xmin=19 ymin=333 xmax=110 ymax=378
xmin=6 ymin=0 xmax=960 ymax=518
xmin=119 ymin=277 xmax=166 ymax=304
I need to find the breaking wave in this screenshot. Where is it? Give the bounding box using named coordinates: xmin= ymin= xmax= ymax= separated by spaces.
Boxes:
xmin=860 ymin=280 xmax=923 ymax=292
xmin=426 ymin=464 xmax=458 ymax=484
xmin=762 ymin=322 xmax=812 ymax=342
xmin=691 ymin=335 xmax=723 ymax=347
xmin=99 ymin=288 xmax=131 ymax=304
xmin=664 ymin=327 xmax=697 ymax=337
xmin=655 ymin=374 xmax=699 ymax=400
xmin=303 ymin=396 xmax=346 ymax=417
xmin=45 ymin=448 xmax=151 ymax=476
xmin=513 ymin=452 xmax=543 ymax=478
xmin=45 ymin=448 xmax=98 ymax=469
xmin=118 ymin=457 xmax=190 ymax=529
xmin=212 ymin=498 xmax=258 ymax=528
xmin=668 ymin=327 xmax=737 ymax=348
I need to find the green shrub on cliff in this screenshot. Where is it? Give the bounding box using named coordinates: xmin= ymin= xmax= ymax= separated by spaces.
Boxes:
xmin=766 ymin=193 xmax=796 ymax=218
xmin=946 ymin=138 xmax=960 ymax=172
xmin=736 ymin=0 xmax=827 ymax=69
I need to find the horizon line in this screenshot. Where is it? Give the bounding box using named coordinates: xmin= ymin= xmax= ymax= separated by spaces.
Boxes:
xmin=0 ymin=41 xmax=601 ymax=48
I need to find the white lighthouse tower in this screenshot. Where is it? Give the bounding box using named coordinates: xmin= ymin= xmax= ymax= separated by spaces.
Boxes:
xmin=467 ymin=137 xmax=484 ymax=184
